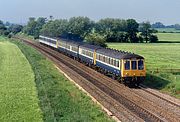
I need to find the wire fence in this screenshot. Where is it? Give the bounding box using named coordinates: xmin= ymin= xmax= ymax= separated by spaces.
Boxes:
xmin=147 ymin=68 xmax=180 ymax=74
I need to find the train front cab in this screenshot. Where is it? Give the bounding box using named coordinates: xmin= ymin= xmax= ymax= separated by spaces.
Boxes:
xmin=121 ymin=59 xmax=146 ymax=84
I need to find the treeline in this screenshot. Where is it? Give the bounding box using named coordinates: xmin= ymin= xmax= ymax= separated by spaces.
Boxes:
xmin=0 ymin=20 xmax=23 ymax=37
xmin=0 ymin=17 xmax=158 ymax=47
xmin=152 ymin=22 xmax=180 ymax=30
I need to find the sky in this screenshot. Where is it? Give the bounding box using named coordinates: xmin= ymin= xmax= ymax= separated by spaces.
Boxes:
xmin=0 ymin=0 xmax=179 ymax=25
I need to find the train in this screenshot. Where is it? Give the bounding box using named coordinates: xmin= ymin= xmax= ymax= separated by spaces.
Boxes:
xmin=39 ymin=35 xmax=146 ymax=85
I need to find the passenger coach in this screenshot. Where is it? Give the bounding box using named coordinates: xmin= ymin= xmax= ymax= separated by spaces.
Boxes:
xmin=39 ymin=35 xmax=146 ymax=85
xmin=39 ymin=35 xmax=58 ymax=48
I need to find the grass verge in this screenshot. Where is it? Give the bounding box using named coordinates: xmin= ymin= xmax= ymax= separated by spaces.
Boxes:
xmin=13 ymin=39 xmax=114 ymax=122
xmin=0 ymin=37 xmax=43 ymax=122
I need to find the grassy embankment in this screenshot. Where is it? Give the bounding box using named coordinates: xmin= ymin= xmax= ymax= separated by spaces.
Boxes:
xmin=0 ymin=37 xmax=43 ymax=121
xmin=108 ymin=43 xmax=180 ymax=98
xmin=12 ymin=38 xmax=114 ymax=122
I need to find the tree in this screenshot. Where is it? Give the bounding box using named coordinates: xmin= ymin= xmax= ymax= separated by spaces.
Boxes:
xmin=23 ymin=17 xmax=46 ymax=38
xmin=139 ymin=22 xmax=151 ymax=43
xmin=5 ymin=21 xmax=11 ymax=27
xmin=40 ymin=19 xmax=68 ymax=37
xmin=23 ymin=17 xmax=37 ymax=36
xmin=0 ymin=20 xmax=8 ymax=35
xmin=95 ymin=18 xmax=128 ymax=42
xmin=85 ymin=33 xmax=107 ymax=47
xmin=149 ymin=35 xmax=158 ymax=43
xmin=8 ymin=24 xmax=23 ymax=34
xmin=126 ymin=19 xmax=139 ymax=43
xmin=0 ymin=20 xmax=6 ymax=30
xmin=49 ymin=15 xmax=54 ymax=21
xmin=151 ymin=22 xmax=165 ymax=28
xmin=174 ymin=24 xmax=180 ymax=30
xmin=139 ymin=21 xmax=158 ymax=43
xmin=96 ymin=18 xmax=126 ymax=34
xmin=68 ymin=16 xmax=94 ymax=39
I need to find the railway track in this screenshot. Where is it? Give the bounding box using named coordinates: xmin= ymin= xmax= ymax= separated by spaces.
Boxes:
xmin=140 ymin=85 xmax=180 ymax=108
xmin=132 ymin=85 xmax=180 ymax=117
xmin=15 ymin=37 xmax=180 ymax=122
xmin=21 ymin=39 xmax=143 ymax=122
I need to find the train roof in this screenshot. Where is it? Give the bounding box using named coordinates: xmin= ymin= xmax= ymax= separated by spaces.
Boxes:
xmin=39 ymin=35 xmax=57 ymax=41
xmin=59 ymin=38 xmax=84 ymax=46
xmin=79 ymin=44 xmax=102 ymax=51
xmin=96 ymin=48 xmax=144 ymax=59
xmin=40 ymin=35 xmax=144 ymax=59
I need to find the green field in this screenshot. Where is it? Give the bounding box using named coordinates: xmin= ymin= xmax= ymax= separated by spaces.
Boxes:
xmin=0 ymin=37 xmax=43 ymax=121
xmin=155 ymin=28 xmax=180 ymax=33
xmin=108 ymin=43 xmax=180 ymax=98
xmin=13 ymin=39 xmax=114 ymax=122
xmin=157 ymin=33 xmax=180 ymax=42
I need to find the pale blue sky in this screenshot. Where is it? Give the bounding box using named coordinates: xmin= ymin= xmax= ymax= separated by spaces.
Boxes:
xmin=0 ymin=0 xmax=179 ymax=25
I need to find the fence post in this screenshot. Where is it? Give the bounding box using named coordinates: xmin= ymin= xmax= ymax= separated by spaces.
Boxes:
xmin=157 ymin=68 xmax=159 ymax=73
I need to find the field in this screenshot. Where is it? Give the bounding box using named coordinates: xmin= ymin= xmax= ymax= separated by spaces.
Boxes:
xmin=155 ymin=28 xmax=180 ymax=33
xmin=13 ymin=39 xmax=114 ymax=122
xmin=0 ymin=37 xmax=43 ymax=121
xmin=108 ymin=43 xmax=180 ymax=98
xmin=157 ymin=33 xmax=180 ymax=42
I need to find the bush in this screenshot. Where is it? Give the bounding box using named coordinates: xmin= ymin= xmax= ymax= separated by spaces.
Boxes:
xmin=149 ymin=35 xmax=158 ymax=43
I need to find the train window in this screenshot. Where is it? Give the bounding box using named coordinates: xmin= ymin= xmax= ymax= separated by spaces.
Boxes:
xmin=100 ymin=55 xmax=103 ymax=61
xmin=131 ymin=61 xmax=137 ymax=70
xmin=63 ymin=43 xmax=66 ymax=47
xmin=105 ymin=57 xmax=108 ymax=63
xmin=90 ymin=52 xmax=92 ymax=57
xmin=113 ymin=59 xmax=116 ymax=66
xmin=72 ymin=46 xmax=77 ymax=52
xmin=82 ymin=50 xmax=84 ymax=54
xmin=110 ymin=58 xmax=113 ymax=65
xmin=124 ymin=60 xmax=130 ymax=70
xmin=103 ymin=56 xmax=105 ymax=62
xmin=116 ymin=60 xmax=119 ymax=67
xmin=99 ymin=55 xmax=102 ymax=61
xmin=88 ymin=52 xmax=90 ymax=57
xmin=67 ymin=45 xmax=70 ymax=49
xmin=96 ymin=54 xmax=99 ymax=60
xmin=138 ymin=60 xmax=144 ymax=70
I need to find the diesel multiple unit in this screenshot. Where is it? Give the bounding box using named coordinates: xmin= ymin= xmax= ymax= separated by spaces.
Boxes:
xmin=39 ymin=35 xmax=146 ymax=85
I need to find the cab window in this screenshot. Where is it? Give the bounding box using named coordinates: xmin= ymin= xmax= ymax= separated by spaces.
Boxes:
xmin=138 ymin=60 xmax=144 ymax=70
xmin=131 ymin=61 xmax=137 ymax=70
xmin=124 ymin=60 xmax=130 ymax=70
